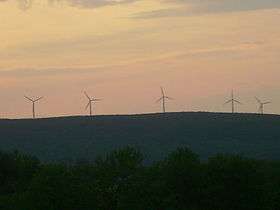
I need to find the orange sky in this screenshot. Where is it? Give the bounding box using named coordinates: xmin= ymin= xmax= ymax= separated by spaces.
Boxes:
xmin=0 ymin=0 xmax=280 ymax=118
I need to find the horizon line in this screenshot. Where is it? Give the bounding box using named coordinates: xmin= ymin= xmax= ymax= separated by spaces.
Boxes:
xmin=0 ymin=111 xmax=279 ymax=120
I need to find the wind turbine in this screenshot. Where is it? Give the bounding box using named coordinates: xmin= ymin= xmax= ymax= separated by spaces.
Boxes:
xmin=224 ymin=90 xmax=242 ymax=113
xmin=84 ymin=91 xmax=101 ymax=116
xmin=255 ymin=97 xmax=271 ymax=114
xmin=156 ymin=87 xmax=173 ymax=113
xmin=24 ymin=95 xmax=43 ymax=119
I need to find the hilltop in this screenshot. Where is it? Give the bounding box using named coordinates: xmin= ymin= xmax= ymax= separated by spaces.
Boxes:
xmin=0 ymin=112 xmax=280 ymax=162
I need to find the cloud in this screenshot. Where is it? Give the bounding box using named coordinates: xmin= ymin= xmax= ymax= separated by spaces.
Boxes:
xmin=154 ymin=41 xmax=264 ymax=62
xmin=17 ymin=0 xmax=33 ymax=10
xmin=0 ymin=68 xmax=89 ymax=78
xmin=180 ymin=42 xmax=263 ymax=57
xmin=132 ymin=0 xmax=280 ymax=19
xmin=63 ymin=0 xmax=138 ymax=8
xmin=0 ymin=0 xmax=138 ymax=10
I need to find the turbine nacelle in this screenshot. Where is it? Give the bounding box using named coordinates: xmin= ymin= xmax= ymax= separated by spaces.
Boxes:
xmin=84 ymin=91 xmax=101 ymax=116
xmin=255 ymin=97 xmax=271 ymax=114
xmin=224 ymin=90 xmax=242 ymax=113
xmin=24 ymin=95 xmax=43 ymax=119
xmin=156 ymin=87 xmax=173 ymax=113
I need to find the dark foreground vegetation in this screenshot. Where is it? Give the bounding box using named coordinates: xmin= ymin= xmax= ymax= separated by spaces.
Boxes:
xmin=1 ymin=147 xmax=280 ymax=210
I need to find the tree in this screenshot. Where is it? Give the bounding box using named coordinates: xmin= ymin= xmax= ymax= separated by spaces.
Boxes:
xmin=93 ymin=147 xmax=144 ymax=210
xmin=203 ymin=154 xmax=266 ymax=210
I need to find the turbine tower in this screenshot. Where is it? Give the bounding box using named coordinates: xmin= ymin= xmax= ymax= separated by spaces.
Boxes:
xmin=84 ymin=91 xmax=101 ymax=116
xmin=224 ymin=90 xmax=242 ymax=113
xmin=24 ymin=96 xmax=43 ymax=119
xmin=255 ymin=97 xmax=271 ymax=114
xmin=156 ymin=87 xmax=173 ymax=113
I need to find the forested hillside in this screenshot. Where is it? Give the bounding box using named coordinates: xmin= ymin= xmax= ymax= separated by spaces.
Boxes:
xmin=0 ymin=112 xmax=280 ymax=162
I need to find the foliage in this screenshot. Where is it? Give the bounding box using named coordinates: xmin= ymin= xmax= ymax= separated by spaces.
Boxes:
xmin=0 ymin=147 xmax=280 ymax=210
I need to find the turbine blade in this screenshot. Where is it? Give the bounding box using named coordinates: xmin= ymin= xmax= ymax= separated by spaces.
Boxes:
xmin=166 ymin=96 xmax=174 ymax=100
xmin=234 ymin=99 xmax=242 ymax=105
xmin=35 ymin=96 xmax=43 ymax=102
xmin=85 ymin=102 xmax=90 ymax=110
xmin=263 ymin=101 xmax=271 ymax=105
xmin=156 ymin=97 xmax=163 ymax=103
xmin=255 ymin=97 xmax=261 ymax=104
xmin=84 ymin=91 xmax=90 ymax=100
xmin=24 ymin=96 xmax=33 ymax=102
xmin=93 ymin=98 xmax=102 ymax=101
xmin=160 ymin=87 xmax=164 ymax=97
xmin=224 ymin=99 xmax=232 ymax=105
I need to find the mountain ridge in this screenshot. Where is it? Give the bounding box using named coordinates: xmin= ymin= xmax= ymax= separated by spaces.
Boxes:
xmin=0 ymin=112 xmax=280 ymax=163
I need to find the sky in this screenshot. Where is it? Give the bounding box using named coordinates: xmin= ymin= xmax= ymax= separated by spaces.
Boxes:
xmin=0 ymin=0 xmax=279 ymax=118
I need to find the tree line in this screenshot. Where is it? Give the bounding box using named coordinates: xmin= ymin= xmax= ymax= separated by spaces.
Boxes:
xmin=1 ymin=146 xmax=280 ymax=210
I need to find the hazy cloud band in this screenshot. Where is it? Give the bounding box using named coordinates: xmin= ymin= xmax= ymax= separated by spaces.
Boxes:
xmin=0 ymin=0 xmax=138 ymax=10
xmin=132 ymin=0 xmax=280 ymax=19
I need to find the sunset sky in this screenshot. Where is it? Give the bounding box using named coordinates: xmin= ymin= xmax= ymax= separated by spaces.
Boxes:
xmin=0 ymin=0 xmax=279 ymax=118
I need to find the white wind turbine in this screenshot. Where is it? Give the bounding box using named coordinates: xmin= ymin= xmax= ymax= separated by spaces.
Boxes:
xmin=156 ymin=87 xmax=173 ymax=113
xmin=24 ymin=95 xmax=43 ymax=119
xmin=224 ymin=90 xmax=242 ymax=113
xmin=84 ymin=91 xmax=101 ymax=116
xmin=255 ymin=97 xmax=271 ymax=114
